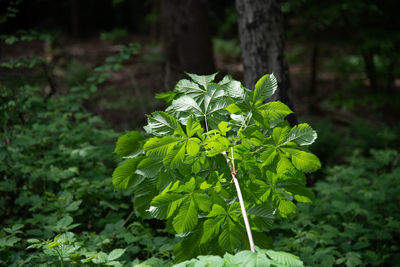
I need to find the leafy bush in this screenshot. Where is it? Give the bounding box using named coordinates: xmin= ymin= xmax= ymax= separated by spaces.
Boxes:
xmin=271 ymin=149 xmax=400 ymax=266
xmin=113 ymin=73 xmax=320 ymax=263
xmin=0 ymin=36 xmax=175 ymax=265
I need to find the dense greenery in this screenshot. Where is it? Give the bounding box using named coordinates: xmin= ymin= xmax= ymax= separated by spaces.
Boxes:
xmin=0 ymin=44 xmax=175 ymax=266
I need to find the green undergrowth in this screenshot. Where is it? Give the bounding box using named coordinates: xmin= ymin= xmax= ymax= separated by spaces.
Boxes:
xmin=271 ymin=148 xmax=400 ymax=266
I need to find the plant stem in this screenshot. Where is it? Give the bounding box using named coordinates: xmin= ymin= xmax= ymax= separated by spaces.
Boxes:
xmin=222 ymin=149 xmax=255 ymax=252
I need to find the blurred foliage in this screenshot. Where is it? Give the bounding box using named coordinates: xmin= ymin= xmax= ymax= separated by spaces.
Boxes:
xmin=271 ymin=148 xmax=400 ymax=266
xmin=100 ymin=28 xmax=129 ymax=42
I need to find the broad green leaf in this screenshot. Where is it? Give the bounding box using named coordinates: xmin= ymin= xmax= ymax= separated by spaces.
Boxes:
xmin=175 ymin=79 xmax=205 ymax=97
xmin=254 ymin=73 xmax=278 ymax=102
xmin=217 ymin=122 xmax=230 ymax=136
xmin=248 ymin=204 xmax=275 ymax=218
xmin=221 ymin=80 xmax=246 ymax=99
xmin=113 ymin=157 xmax=144 ymax=189
xmin=144 ymin=136 xmax=182 ymax=158
xmin=201 ymin=217 xmax=223 ymax=244
xmin=258 ymin=101 xmax=293 ymax=127
xmin=170 ymin=95 xmax=203 ymax=115
xmin=282 ymin=123 xmax=317 ymax=146
xmin=272 ymin=126 xmax=291 ymax=145
xmin=107 ymin=248 xmax=125 ymax=261
xmin=260 ymin=148 xmax=278 ymax=167
xmin=186 ymin=139 xmax=200 ymax=156
xmin=283 ymin=148 xmax=321 ymax=172
xmin=218 ymin=221 xmax=245 ymax=251
xmin=207 ymin=204 xmax=227 ymax=217
xmin=173 ymin=197 xmax=198 ymax=233
xmin=265 ymin=250 xmax=304 ymax=267
xmin=277 ymin=199 xmax=297 ymax=218
xmin=114 ymin=131 xmax=144 ymax=157
xmin=164 ymin=142 xmax=186 ymax=168
xmin=186 ymin=72 xmax=217 ymax=88
xmin=186 ymin=116 xmax=202 ymax=137
xmin=143 ymin=111 xmax=181 ymax=136
xmin=135 ymin=158 xmax=163 ymax=178
xmin=193 ymin=193 xmax=212 ymax=212
xmin=204 ymin=83 xmax=224 ymax=113
xmin=226 ymin=250 xmax=272 ymax=266
xmin=226 ymin=103 xmax=243 ymax=114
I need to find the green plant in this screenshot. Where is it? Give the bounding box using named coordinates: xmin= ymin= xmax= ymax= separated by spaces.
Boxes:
xmin=113 ymin=73 xmax=321 ymax=262
xmin=271 ymin=149 xmax=400 ymax=266
xmin=174 ymin=247 xmax=303 ymax=267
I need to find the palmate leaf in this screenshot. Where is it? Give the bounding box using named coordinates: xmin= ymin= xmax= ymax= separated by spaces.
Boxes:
xmin=186 ymin=72 xmax=217 ymax=88
xmin=112 ymin=157 xmax=144 ymax=189
xmin=201 ymin=217 xmax=223 ymax=244
xmin=277 ymin=179 xmax=315 ymax=203
xmin=220 ymin=79 xmax=247 ymax=99
xmin=254 ymin=73 xmax=278 ymax=103
xmin=173 ymin=196 xmax=198 ymax=233
xmin=143 ymin=111 xmax=181 ymax=136
xmin=114 ymin=131 xmax=144 ymax=157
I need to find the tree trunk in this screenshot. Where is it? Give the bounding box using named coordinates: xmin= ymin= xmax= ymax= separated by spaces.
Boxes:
xmin=236 ymin=0 xmax=295 ymax=124
xmin=161 ymin=0 xmax=215 ymax=88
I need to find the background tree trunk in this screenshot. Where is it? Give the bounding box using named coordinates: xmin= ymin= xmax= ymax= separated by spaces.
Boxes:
xmin=161 ymin=0 xmax=215 ymax=88
xmin=236 ymin=0 xmax=295 ymax=121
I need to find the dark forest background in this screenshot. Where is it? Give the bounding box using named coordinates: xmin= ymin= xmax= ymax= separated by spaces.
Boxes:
xmin=1 ymin=0 xmax=400 ymax=266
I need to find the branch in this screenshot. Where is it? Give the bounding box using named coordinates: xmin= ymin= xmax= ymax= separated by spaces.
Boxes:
xmin=222 ymin=150 xmax=255 ymax=252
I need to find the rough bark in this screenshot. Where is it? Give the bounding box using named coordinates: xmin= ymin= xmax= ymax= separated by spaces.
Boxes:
xmin=236 ymin=0 xmax=295 ymax=122
xmin=161 ymin=0 xmax=215 ymax=88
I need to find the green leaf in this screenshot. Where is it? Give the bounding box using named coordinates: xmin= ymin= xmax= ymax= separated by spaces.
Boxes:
xmin=273 ymin=126 xmax=291 ymax=145
xmin=186 ymin=72 xmax=217 ymax=88
xmin=265 ymin=250 xmax=304 ymax=267
xmin=144 ymin=111 xmax=181 ymax=136
xmin=186 ymin=116 xmax=202 ymax=137
xmin=248 ymin=204 xmax=275 ymax=218
xmin=282 ymin=123 xmax=317 ymax=146
xmin=135 ymin=158 xmax=163 ymax=178
xmin=114 ymin=131 xmax=144 ymax=157
xmin=260 ymin=148 xmax=278 ymax=167
xmin=175 ymin=79 xmax=205 ymax=98
xmin=254 ymin=73 xmax=278 ymax=102
xmin=107 ymin=248 xmax=126 ymax=261
xmin=113 ymin=157 xmax=144 ymax=189
xmin=170 ymin=95 xmax=203 ymax=115
xmin=226 ymin=250 xmax=271 ymax=266
xmin=207 ymin=204 xmax=227 ymax=217
xmin=201 ymin=217 xmax=223 ymax=244
xmin=218 ymin=121 xmax=231 ymax=136
xmin=173 ymin=197 xmax=198 ymax=233
xmin=221 ymin=80 xmax=246 ymax=99
xmin=186 ymin=139 xmax=200 ymax=157
xmin=218 ymin=227 xmax=243 ymax=252
xmin=164 ymin=142 xmax=186 ymax=168
xmin=258 ymin=101 xmax=293 ymax=127
xmin=283 ymin=148 xmax=321 ymax=172
xmin=144 ymin=136 xmax=182 ymax=158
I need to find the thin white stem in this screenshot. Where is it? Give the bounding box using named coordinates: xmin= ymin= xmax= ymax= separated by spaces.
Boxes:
xmin=222 ymin=150 xmax=255 ymax=252
xmin=204 ymin=114 xmax=209 ymax=132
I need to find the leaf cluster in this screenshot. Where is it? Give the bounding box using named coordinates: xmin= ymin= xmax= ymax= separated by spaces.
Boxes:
xmin=113 ymin=73 xmax=321 ymax=262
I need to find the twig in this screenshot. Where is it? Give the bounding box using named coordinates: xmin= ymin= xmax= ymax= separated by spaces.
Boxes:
xmin=222 ymin=150 xmax=255 ymax=252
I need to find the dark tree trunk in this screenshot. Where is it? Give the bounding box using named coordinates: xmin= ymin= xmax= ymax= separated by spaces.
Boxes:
xmin=70 ymin=0 xmax=80 ymax=38
xmin=236 ymin=0 xmax=295 ymax=124
xmin=161 ymin=0 xmax=215 ymax=88
xmin=362 ymin=50 xmax=378 ymax=91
